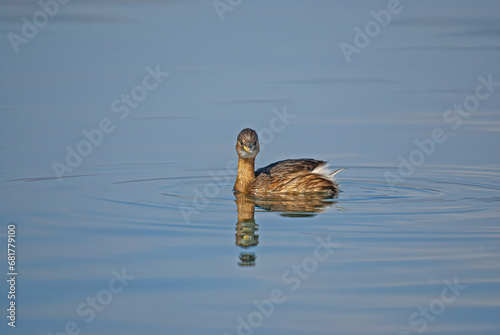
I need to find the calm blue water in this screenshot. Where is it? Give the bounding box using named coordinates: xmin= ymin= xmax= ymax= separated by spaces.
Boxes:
xmin=1 ymin=1 xmax=500 ymax=334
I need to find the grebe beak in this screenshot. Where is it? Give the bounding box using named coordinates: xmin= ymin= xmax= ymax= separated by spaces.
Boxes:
xmin=243 ymin=144 xmax=256 ymax=153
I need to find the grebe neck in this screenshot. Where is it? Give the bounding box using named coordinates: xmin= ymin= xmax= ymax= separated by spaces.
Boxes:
xmin=234 ymin=157 xmax=255 ymax=193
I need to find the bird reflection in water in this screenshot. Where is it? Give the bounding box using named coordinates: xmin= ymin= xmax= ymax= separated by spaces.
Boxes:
xmin=234 ymin=191 xmax=341 ymax=267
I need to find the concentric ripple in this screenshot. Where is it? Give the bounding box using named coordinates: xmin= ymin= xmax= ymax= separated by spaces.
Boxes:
xmin=95 ymin=165 xmax=500 ymax=218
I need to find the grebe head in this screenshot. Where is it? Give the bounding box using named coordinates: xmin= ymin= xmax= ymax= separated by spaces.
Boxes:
xmin=236 ymin=128 xmax=260 ymax=159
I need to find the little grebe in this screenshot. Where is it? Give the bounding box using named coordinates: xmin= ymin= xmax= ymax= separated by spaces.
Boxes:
xmin=233 ymin=128 xmax=344 ymax=196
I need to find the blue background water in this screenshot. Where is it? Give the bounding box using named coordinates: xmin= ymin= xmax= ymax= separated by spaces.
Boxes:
xmin=1 ymin=1 xmax=500 ymax=334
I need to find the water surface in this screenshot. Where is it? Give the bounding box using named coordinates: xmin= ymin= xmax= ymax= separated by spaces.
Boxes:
xmin=1 ymin=1 xmax=500 ymax=334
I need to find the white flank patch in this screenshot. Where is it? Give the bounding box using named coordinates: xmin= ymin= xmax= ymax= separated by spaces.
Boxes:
xmin=312 ymin=164 xmax=345 ymax=182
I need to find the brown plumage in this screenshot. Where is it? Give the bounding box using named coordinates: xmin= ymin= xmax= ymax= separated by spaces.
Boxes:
xmin=233 ymin=128 xmax=344 ymax=196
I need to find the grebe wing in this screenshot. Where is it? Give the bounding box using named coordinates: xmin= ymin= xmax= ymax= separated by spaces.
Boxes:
xmin=255 ymin=159 xmax=326 ymax=177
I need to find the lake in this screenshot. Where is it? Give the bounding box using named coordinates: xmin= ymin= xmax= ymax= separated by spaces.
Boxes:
xmin=1 ymin=0 xmax=500 ymax=334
